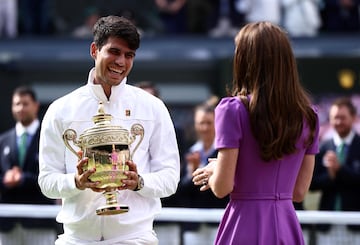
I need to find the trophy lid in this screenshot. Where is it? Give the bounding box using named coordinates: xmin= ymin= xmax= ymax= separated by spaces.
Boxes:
xmin=78 ymin=102 xmax=133 ymax=148
xmin=92 ymin=101 xmax=112 ymax=126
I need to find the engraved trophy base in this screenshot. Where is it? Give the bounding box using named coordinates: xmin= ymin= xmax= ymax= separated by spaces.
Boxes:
xmin=95 ymin=189 xmax=129 ymax=216
xmin=96 ymin=203 xmax=129 ymax=215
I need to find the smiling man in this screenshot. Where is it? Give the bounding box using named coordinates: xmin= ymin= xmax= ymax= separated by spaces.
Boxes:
xmin=38 ymin=16 xmax=180 ymax=245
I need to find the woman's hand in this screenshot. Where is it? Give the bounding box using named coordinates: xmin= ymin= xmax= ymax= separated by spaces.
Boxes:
xmin=192 ymin=159 xmax=216 ymax=191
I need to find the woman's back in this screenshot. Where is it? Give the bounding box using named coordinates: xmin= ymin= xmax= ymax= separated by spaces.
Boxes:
xmin=214 ymin=97 xmax=318 ymax=244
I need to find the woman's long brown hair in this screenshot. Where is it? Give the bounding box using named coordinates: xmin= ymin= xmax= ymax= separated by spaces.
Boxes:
xmin=231 ymin=21 xmax=317 ymax=161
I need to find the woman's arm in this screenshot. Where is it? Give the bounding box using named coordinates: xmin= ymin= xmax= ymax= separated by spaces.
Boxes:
xmin=192 ymin=148 xmax=238 ymax=198
xmin=293 ymin=154 xmax=315 ymax=202
xmin=209 ymin=148 xmax=238 ymax=198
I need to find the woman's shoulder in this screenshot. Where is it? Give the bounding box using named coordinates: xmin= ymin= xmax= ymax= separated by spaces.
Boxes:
xmin=217 ymin=96 xmax=248 ymax=112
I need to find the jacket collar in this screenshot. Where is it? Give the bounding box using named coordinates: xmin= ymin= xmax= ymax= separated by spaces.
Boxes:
xmin=87 ymin=68 xmax=127 ymax=103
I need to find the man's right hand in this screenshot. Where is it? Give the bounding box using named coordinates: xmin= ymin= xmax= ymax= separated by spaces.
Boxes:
xmin=74 ymin=156 xmax=101 ymax=191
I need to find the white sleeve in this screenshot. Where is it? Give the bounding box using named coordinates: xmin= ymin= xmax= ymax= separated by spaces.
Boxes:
xmin=38 ymin=101 xmax=82 ymax=199
xmin=137 ymin=100 xmax=180 ymax=198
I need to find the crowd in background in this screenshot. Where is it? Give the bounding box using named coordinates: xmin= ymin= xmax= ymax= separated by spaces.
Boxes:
xmin=0 ymin=0 xmax=360 ymax=39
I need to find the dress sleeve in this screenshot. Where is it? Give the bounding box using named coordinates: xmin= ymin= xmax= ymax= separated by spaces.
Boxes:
xmin=215 ymin=97 xmax=243 ymax=150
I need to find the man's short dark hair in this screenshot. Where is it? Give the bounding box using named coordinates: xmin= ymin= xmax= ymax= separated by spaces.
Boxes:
xmin=93 ymin=15 xmax=140 ymax=50
xmin=332 ymin=97 xmax=357 ymax=116
xmin=13 ymin=86 xmax=37 ymax=102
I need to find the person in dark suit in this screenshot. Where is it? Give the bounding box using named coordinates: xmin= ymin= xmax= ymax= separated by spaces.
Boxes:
xmin=0 ymin=86 xmax=57 ymax=245
xmin=310 ymin=96 xmax=360 ymax=244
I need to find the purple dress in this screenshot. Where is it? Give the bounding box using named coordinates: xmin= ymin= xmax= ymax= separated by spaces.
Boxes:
xmin=214 ymin=97 xmax=319 ymax=245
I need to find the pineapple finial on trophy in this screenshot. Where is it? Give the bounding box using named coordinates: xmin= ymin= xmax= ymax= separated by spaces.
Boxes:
xmin=93 ymin=101 xmax=112 ymax=126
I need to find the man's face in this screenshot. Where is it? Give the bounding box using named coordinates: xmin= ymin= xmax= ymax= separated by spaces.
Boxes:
xmin=12 ymin=94 xmax=39 ymax=126
xmin=329 ymin=104 xmax=355 ymax=138
xmin=91 ymin=37 xmax=136 ymax=88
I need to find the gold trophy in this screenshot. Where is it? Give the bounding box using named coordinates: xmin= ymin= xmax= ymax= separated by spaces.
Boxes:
xmin=62 ymin=102 xmax=144 ymax=215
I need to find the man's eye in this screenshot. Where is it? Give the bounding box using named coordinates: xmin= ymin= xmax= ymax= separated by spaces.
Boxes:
xmin=126 ymin=53 xmax=135 ymax=58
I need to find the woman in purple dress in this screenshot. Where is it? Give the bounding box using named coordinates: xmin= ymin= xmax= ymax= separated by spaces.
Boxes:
xmin=192 ymin=21 xmax=320 ymax=245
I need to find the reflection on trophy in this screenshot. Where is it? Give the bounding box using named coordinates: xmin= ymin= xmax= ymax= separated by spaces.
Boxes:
xmin=62 ymin=102 xmax=144 ymax=215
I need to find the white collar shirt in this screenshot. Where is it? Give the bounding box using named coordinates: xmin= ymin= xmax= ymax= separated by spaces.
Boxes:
xmin=16 ymin=119 xmax=39 ymax=146
xmin=16 ymin=119 xmax=39 ymax=137
xmin=333 ymin=130 xmax=355 ymax=147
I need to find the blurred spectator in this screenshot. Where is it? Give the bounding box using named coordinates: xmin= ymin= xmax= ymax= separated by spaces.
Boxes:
xmin=310 ymin=97 xmax=360 ymax=244
xmin=155 ymin=0 xmax=188 ymax=34
xmin=178 ymin=96 xmax=229 ymax=245
xmin=320 ymin=0 xmax=360 ymax=32
xmin=187 ymin=0 xmax=218 ymax=34
xmin=282 ymin=0 xmax=322 ymax=37
xmin=18 ymin=0 xmax=54 ymax=35
xmin=235 ymin=0 xmax=282 ymax=30
xmin=129 ymin=0 xmax=164 ymax=35
xmin=0 ymin=0 xmax=17 ymax=38
xmin=72 ymin=6 xmax=100 ymax=38
xmin=317 ymin=94 xmax=360 ymax=142
xmin=0 ymin=86 xmax=57 ymax=245
xmin=116 ymin=9 xmax=146 ymax=36
xmin=135 ymin=80 xmax=160 ymax=98
xmin=209 ymin=0 xmax=244 ymax=37
xmin=109 ymin=0 xmax=163 ymax=35
xmin=235 ymin=0 xmax=282 ymax=25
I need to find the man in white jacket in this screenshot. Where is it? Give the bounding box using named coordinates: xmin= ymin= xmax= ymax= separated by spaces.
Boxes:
xmin=38 ymin=15 xmax=180 ymax=245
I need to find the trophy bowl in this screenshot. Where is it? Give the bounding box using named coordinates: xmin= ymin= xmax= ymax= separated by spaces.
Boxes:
xmin=62 ymin=102 xmax=144 ymax=215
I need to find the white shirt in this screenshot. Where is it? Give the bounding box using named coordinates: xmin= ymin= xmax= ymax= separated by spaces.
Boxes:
xmin=16 ymin=119 xmax=39 ymax=147
xmin=333 ymin=130 xmax=355 ymax=147
xmin=16 ymin=119 xmax=39 ymax=137
xmin=38 ymin=68 xmax=180 ymax=243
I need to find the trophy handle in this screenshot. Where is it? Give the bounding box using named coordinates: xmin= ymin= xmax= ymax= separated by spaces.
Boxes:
xmin=130 ymin=123 xmax=144 ymax=160
xmin=62 ymin=129 xmax=81 ymax=160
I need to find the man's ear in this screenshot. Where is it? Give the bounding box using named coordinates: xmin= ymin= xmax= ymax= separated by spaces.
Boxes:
xmin=90 ymin=42 xmax=97 ymax=59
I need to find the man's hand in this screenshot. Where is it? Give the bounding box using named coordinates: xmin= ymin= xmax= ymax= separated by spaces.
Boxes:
xmin=120 ymin=160 xmax=139 ymax=191
xmin=323 ymin=150 xmax=341 ymax=179
xmin=3 ymin=166 xmax=22 ymax=188
xmin=74 ymin=156 xmax=101 ymax=191
xmin=186 ymin=151 xmax=201 ymax=174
